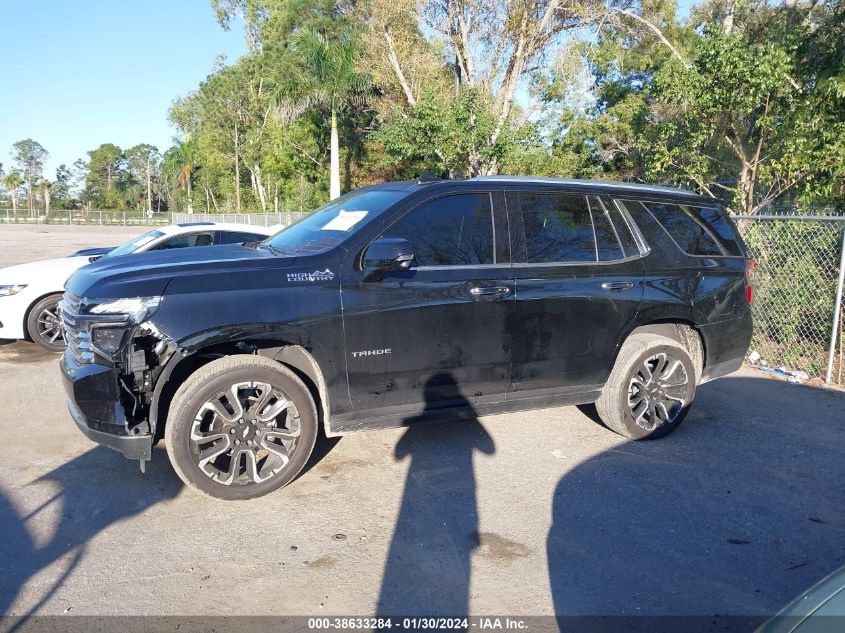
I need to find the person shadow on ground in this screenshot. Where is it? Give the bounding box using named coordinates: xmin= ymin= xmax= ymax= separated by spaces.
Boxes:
xmin=547 ymin=377 xmax=845 ymax=632
xmin=376 ymin=374 xmax=495 ymax=616
xmin=0 ymin=447 xmax=182 ymax=622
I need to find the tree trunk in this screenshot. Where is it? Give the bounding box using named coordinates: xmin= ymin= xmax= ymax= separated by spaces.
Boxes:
xmin=145 ymin=163 xmax=153 ymax=215
xmin=274 ymin=182 xmax=279 ymax=213
xmin=330 ymin=108 xmax=340 ymax=200
xmin=187 ymin=171 xmax=194 ymax=214
xmin=44 ymin=188 xmax=50 ymax=218
xmin=723 ymin=0 xmax=737 ymax=33
xmin=234 ymin=124 xmax=242 ymax=212
xmin=26 ymin=178 xmax=34 ymax=217
xmin=10 ymin=187 xmax=17 ymax=214
xmin=253 ymin=164 xmax=268 ymax=211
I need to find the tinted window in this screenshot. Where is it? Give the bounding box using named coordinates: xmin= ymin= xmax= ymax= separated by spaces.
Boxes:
xmin=587 ymin=196 xmax=624 ymax=261
xmin=518 ymin=192 xmax=595 ymax=263
xmin=220 ymin=231 xmax=266 ymax=244
xmin=642 ymin=201 xmax=743 ymax=256
xmin=383 ymin=193 xmax=495 ymax=266
xmin=156 ymin=232 xmax=214 ymax=250
xmin=605 ymin=198 xmax=640 ymax=255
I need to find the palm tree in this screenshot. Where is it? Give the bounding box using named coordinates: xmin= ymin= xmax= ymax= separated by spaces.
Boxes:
xmin=3 ymin=172 xmax=23 ymax=215
xmin=279 ymin=28 xmax=371 ymax=200
xmin=39 ymin=178 xmax=52 ymax=219
xmin=177 ymin=135 xmax=196 ymax=214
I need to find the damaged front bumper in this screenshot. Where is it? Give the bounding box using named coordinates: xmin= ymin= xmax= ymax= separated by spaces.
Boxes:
xmin=61 ymin=351 xmax=153 ymax=460
xmin=59 ymin=293 xmax=177 ymax=462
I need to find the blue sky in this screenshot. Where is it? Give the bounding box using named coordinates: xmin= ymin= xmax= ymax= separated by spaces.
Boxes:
xmin=0 ymin=0 xmax=248 ymax=177
xmin=0 ymin=0 xmax=698 ymax=180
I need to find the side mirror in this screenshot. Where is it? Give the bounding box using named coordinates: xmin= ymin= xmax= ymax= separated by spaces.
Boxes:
xmin=363 ymin=238 xmax=415 ymax=273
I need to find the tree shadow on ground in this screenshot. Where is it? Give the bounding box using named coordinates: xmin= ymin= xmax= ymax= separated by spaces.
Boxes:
xmin=548 ymin=376 xmax=845 ymax=632
xmin=377 ymin=374 xmax=495 ymax=616
xmin=0 ymin=447 xmax=182 ymax=620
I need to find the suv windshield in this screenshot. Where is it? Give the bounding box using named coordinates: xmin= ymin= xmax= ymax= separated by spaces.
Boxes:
xmin=102 ymin=229 xmax=165 ymax=259
xmin=262 ymin=189 xmax=406 ymax=257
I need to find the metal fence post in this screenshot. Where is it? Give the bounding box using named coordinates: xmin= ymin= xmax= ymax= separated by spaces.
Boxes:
xmin=825 ymin=228 xmax=845 ymax=384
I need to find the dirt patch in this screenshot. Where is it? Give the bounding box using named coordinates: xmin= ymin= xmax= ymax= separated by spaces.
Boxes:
xmin=474 ymin=532 xmax=530 ymax=562
xmin=306 ymin=556 xmax=337 ymax=571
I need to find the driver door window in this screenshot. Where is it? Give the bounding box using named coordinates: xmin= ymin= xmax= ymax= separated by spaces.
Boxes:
xmin=382 ymin=193 xmax=496 ymax=266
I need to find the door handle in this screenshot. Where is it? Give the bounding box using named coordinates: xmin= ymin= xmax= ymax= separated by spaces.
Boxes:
xmin=601 ymin=281 xmax=635 ymax=291
xmin=470 ymin=285 xmax=511 ymax=297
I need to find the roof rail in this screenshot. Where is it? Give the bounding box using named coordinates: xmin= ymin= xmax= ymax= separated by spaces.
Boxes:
xmin=176 ymin=221 xmax=216 ymax=227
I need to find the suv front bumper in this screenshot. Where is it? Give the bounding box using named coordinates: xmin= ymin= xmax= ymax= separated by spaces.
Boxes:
xmin=61 ymin=351 xmax=152 ymax=461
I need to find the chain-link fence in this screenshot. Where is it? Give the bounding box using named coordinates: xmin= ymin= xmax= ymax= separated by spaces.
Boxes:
xmin=170 ymin=211 xmax=309 ymax=227
xmin=732 ymin=214 xmax=845 ymax=385
xmin=0 ymin=208 xmax=171 ymax=225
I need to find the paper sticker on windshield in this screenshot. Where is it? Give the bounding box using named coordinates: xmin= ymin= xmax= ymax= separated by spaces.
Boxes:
xmin=287 ymin=269 xmax=335 ymax=283
xmin=321 ymin=209 xmax=367 ymax=232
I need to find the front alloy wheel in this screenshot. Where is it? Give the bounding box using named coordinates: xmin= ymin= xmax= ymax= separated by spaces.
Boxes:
xmin=191 ymin=382 xmax=302 ymax=485
xmin=26 ymin=294 xmax=66 ymax=351
xmin=166 ymin=356 xmax=318 ymax=500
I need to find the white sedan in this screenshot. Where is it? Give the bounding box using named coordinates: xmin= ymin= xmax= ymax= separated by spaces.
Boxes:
xmin=0 ymin=222 xmax=275 ymax=351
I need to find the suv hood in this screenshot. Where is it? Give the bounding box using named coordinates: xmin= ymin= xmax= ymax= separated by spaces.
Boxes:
xmin=65 ymin=243 xmax=294 ymax=299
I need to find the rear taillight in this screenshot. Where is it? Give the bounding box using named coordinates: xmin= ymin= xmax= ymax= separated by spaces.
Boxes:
xmin=745 ymin=259 xmax=756 ymax=304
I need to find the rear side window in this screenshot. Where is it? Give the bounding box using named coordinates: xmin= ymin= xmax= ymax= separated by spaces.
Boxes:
xmin=517 ymin=192 xmax=596 ymax=263
xmin=640 ymin=201 xmax=743 ymax=256
xmin=587 ymin=196 xmax=624 ymax=261
xmin=383 ymin=193 xmax=495 ymax=266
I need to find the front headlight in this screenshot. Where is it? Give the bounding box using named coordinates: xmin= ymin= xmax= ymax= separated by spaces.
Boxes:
xmin=83 ymin=296 xmax=161 ymax=322
xmin=90 ymin=325 xmax=127 ymax=358
xmin=0 ymin=284 xmax=27 ymax=297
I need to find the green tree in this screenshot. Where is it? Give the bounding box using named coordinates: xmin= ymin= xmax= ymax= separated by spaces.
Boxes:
xmin=126 ymin=144 xmax=161 ymax=214
xmin=85 ymin=143 xmax=126 ymax=208
xmin=51 ymin=164 xmax=74 ymax=209
xmin=2 ymin=171 xmax=23 ymax=215
xmin=11 ymin=139 xmax=48 ymax=216
xmin=38 ymin=178 xmax=52 ymax=219
xmin=645 ymin=20 xmax=840 ymax=213
xmin=281 ymin=26 xmax=372 ymax=199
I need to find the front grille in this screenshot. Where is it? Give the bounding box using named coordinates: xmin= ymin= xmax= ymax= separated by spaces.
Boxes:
xmin=60 ymin=293 xmax=95 ymax=364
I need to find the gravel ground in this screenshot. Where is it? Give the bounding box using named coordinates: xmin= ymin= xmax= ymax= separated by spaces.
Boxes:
xmin=0 ymin=226 xmax=843 ymax=625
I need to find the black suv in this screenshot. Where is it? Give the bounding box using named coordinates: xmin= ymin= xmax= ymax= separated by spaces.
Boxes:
xmin=60 ymin=177 xmax=753 ymax=499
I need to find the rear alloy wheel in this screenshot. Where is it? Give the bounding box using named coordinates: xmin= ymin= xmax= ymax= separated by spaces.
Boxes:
xmin=595 ymin=333 xmax=696 ymax=439
xmin=26 ymin=294 xmax=66 ymax=352
xmin=166 ymin=356 xmax=318 ymax=500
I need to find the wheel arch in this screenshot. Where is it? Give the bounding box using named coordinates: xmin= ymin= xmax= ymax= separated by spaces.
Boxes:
xmin=149 ymin=342 xmax=331 ymax=440
xmin=616 ymin=319 xmax=706 ymax=383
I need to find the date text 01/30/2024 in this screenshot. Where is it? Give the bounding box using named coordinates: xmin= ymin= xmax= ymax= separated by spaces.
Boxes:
xmin=307 ymin=618 xmax=528 ymax=630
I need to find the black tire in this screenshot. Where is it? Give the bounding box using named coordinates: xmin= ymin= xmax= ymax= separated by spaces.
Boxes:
xmin=26 ymin=294 xmax=66 ymax=352
xmin=595 ymin=333 xmax=696 ymax=440
xmin=165 ymin=355 xmax=318 ymax=500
